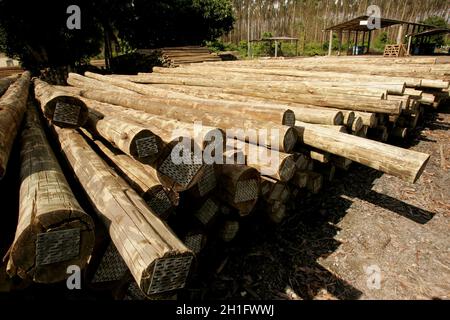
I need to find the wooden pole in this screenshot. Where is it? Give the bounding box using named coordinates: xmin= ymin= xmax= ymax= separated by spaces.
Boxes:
xmin=0 ymin=71 xmax=30 ymax=179
xmin=84 ymin=110 xmax=163 ymax=164
xmin=82 ymin=129 xmax=176 ymax=220
xmin=367 ymin=30 xmax=372 ymax=54
xmin=226 ymin=139 xmax=297 ymax=182
xmin=33 ymin=78 xmax=89 ymax=128
xmin=78 ymin=76 xmax=298 ymax=152
xmin=7 ymin=101 xmax=94 ymax=283
xmin=52 ymin=127 xmax=194 ymax=297
xmin=295 ymin=122 xmax=430 ymax=183
xmin=328 ymin=30 xmax=333 ymax=56
xmin=217 ymin=164 xmax=260 ymax=216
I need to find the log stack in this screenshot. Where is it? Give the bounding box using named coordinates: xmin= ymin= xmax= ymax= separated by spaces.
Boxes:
xmin=137 ymin=46 xmax=222 ymax=68
xmin=2 ymin=55 xmax=446 ymax=299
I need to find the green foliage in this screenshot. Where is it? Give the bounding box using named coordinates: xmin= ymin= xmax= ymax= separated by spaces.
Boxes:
xmin=117 ymin=0 xmax=235 ymax=49
xmin=303 ymin=42 xmax=326 ymax=56
xmin=0 ymin=0 xmax=235 ymax=70
xmin=421 ymin=16 xmax=449 ymax=46
xmin=373 ymin=31 xmax=389 ymax=52
xmin=205 ymin=39 xmax=238 ymax=53
xmin=0 ymin=1 xmax=103 ymax=71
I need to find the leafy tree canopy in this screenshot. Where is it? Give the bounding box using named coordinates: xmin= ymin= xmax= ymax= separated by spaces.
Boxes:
xmin=115 ymin=0 xmax=235 ymax=49
xmin=0 ymin=0 xmax=235 ymax=70
xmin=420 ymin=16 xmax=449 ymax=46
xmin=0 ymin=0 xmax=103 ymax=70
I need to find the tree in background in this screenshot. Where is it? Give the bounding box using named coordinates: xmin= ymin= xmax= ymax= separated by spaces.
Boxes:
xmin=421 ymin=16 xmax=449 ymax=47
xmin=116 ymin=0 xmax=234 ymax=49
xmin=0 ymin=0 xmax=235 ymax=70
xmin=0 ymin=0 xmax=103 ymax=71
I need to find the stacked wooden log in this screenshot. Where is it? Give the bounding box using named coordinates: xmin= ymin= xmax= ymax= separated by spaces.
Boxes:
xmin=0 ymin=66 xmax=23 ymax=78
xmin=2 ymin=55 xmax=444 ymax=299
xmin=40 ymin=56 xmax=438 ymax=280
xmin=137 ymin=46 xmax=222 ymax=67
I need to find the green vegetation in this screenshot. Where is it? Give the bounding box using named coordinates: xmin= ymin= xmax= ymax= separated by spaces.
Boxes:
xmin=421 ymin=16 xmax=449 ymax=47
xmin=0 ymin=0 xmax=234 ymax=71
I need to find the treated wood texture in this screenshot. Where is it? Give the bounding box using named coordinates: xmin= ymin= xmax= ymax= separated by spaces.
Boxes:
xmin=0 ymin=71 xmax=30 ymax=179
xmin=34 ymin=78 xmax=89 ymax=128
xmin=53 ymin=127 xmax=194 ymax=297
xmin=7 ymin=101 xmax=94 ymax=283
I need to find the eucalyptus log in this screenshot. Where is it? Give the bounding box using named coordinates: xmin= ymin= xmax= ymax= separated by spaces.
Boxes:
xmin=217 ymin=164 xmax=260 ymax=216
xmin=218 ymin=220 xmax=240 ymax=242
xmin=85 ymin=110 xmax=163 ymax=164
xmin=74 ymin=79 xmax=297 ymax=152
xmin=33 ymin=78 xmax=88 ymax=128
xmin=310 ymin=150 xmax=330 ymax=163
xmin=67 ymin=73 xmax=139 ymax=95
xmin=86 ymin=100 xmax=208 ymax=192
xmin=53 ymin=127 xmax=194 ymax=297
xmin=7 ymin=101 xmax=94 ymax=283
xmin=391 ymin=127 xmax=409 ymax=139
xmin=124 ymin=73 xmax=387 ymax=98
xmin=227 ymin=139 xmax=296 ymax=182
xmin=295 ymin=122 xmax=430 ymax=183
xmin=0 ymin=71 xmax=30 ymax=179
xmin=82 ymin=129 xmax=176 ymax=219
xmin=354 ymin=112 xmax=378 ymax=128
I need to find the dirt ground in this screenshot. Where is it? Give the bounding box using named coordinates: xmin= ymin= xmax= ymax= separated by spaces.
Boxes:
xmin=186 ymin=104 xmax=450 ymax=300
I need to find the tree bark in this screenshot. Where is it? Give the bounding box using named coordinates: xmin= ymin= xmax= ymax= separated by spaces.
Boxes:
xmin=0 ymin=71 xmax=30 ymax=179
xmin=7 ymin=101 xmax=94 ymax=283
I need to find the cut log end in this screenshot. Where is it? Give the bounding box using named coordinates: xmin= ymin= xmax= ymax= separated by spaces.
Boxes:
xmin=282 ymin=127 xmax=298 ymax=152
xmin=129 ymin=130 xmax=163 ymax=163
xmin=282 ymin=110 xmax=296 ymax=126
xmin=156 ymin=139 xmax=205 ymax=192
xmin=334 ymin=112 xmax=344 ymax=125
xmin=45 ymin=96 xmax=89 ymax=128
xmin=140 ymin=253 xmax=194 ymax=297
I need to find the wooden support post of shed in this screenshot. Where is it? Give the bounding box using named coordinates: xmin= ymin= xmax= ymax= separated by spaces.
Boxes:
xmin=347 ymin=30 xmax=351 ymax=54
xmin=407 ymin=35 xmax=412 ymax=56
xmin=338 ymin=31 xmax=343 ymax=56
xmin=274 ymin=40 xmax=278 ymax=58
xmin=295 ymin=39 xmax=298 ymax=56
xmin=328 ymin=30 xmax=333 ymax=56
xmin=367 ymin=30 xmax=372 ymax=54
xmin=362 ymin=31 xmax=366 ymax=52
xmin=397 ymin=24 xmax=404 ymax=44
xmin=354 ymin=32 xmax=359 ymax=55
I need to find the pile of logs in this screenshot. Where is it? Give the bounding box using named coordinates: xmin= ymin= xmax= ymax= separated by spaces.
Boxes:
xmin=137 ymin=46 xmax=222 ymax=67
xmin=0 ymin=55 xmax=447 ymax=300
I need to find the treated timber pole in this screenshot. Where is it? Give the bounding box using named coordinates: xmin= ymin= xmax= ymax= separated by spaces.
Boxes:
xmin=113 ymin=73 xmax=388 ymax=100
xmin=85 ymin=72 xmax=400 ymax=114
xmin=226 ymin=139 xmax=297 ymax=182
xmin=84 ymin=110 xmax=163 ymax=164
xmin=82 ymin=129 xmax=176 ymax=220
xmin=82 ymin=99 xmax=208 ymax=192
xmin=0 ymin=71 xmax=30 ymax=179
xmin=52 ymin=127 xmax=194 ymax=297
xmin=68 ymin=75 xmax=295 ymax=126
xmin=295 ymin=122 xmax=430 ymax=183
xmin=217 ymin=164 xmax=260 ymax=216
xmin=34 ymin=78 xmax=89 ymax=128
xmin=7 ymin=102 xmax=94 ymax=283
xmin=71 ymin=82 xmax=297 ymax=153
